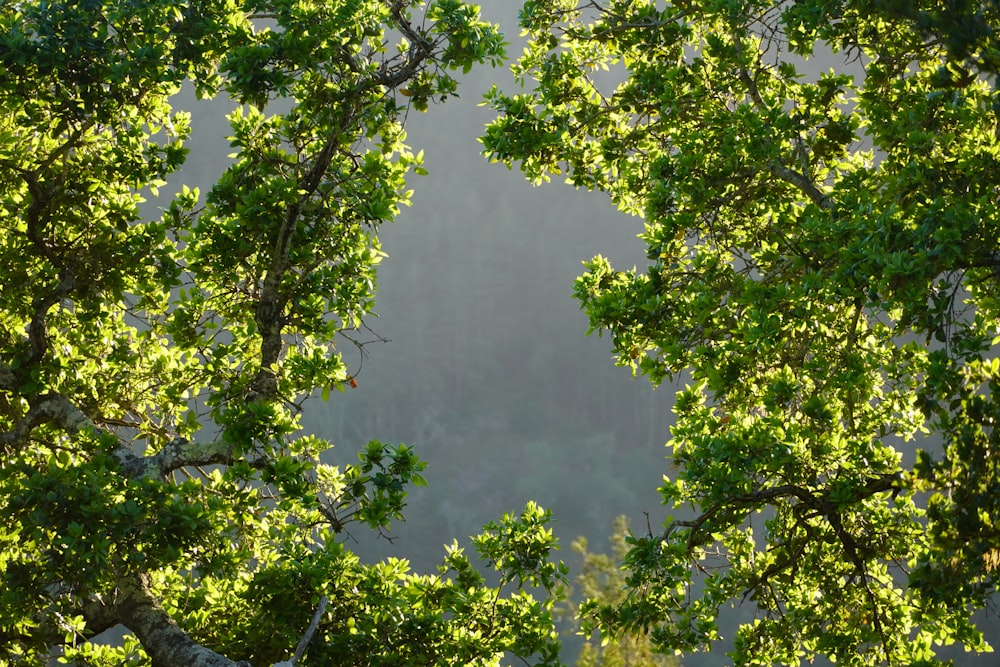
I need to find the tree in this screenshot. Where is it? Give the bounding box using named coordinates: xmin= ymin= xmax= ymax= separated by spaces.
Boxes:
xmin=561 ymin=516 xmax=680 ymax=667
xmin=0 ymin=1 xmax=567 ymax=665
xmin=484 ymin=0 xmax=1000 ymax=664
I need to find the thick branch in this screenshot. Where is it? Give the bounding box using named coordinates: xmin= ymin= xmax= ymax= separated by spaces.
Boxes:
xmin=79 ymin=597 xmax=121 ymax=638
xmin=114 ymin=573 xmax=249 ymax=667
xmin=110 ymin=432 xmax=267 ymax=480
xmin=768 ymin=160 xmax=833 ymax=210
xmin=141 ymin=436 xmax=268 ymax=476
xmin=25 ymin=277 xmax=71 ymax=365
xmin=0 ymin=365 xmax=17 ymax=389
xmin=0 ymin=392 xmax=95 ymax=449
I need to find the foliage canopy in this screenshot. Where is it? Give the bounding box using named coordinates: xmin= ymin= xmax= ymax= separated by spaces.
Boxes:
xmin=485 ymin=0 xmax=1000 ymax=664
xmin=0 ymin=1 xmax=568 ymax=666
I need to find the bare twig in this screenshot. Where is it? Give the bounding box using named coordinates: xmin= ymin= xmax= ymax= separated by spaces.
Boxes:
xmin=291 ymin=596 xmax=329 ymax=665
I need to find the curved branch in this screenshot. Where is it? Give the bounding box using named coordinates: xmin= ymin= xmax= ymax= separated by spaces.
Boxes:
xmin=114 ymin=573 xmax=250 ymax=667
xmin=674 ymin=473 xmax=902 ymax=657
xmin=0 ymin=392 xmax=95 ymax=450
xmin=377 ymin=0 xmax=435 ymax=89
xmin=248 ymin=3 xmax=437 ymax=403
xmin=669 ymin=473 xmax=901 ymax=551
xmin=25 ymin=273 xmax=75 ymax=366
xmin=735 ymin=59 xmax=833 ymax=210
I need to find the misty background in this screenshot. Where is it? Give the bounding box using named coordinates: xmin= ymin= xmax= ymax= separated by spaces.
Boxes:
xmin=171 ymin=0 xmax=676 ymax=574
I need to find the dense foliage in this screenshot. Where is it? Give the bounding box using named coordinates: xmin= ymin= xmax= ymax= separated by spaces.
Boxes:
xmin=485 ymin=0 xmax=1000 ymax=664
xmin=0 ymin=1 xmax=568 ymax=665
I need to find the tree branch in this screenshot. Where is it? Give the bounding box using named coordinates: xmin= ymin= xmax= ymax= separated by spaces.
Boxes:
xmin=669 ymin=473 xmax=901 ymax=551
xmin=0 ymin=365 xmax=17 ymax=389
xmin=767 ymin=160 xmax=832 ymax=210
xmin=735 ymin=58 xmax=833 ymax=210
xmin=377 ymin=1 xmax=435 ymax=89
xmin=245 ymin=0 xmax=442 ymax=404
xmin=0 ymin=390 xmax=266 ymax=479
xmin=143 ymin=436 xmax=268 ymax=476
xmin=0 ymin=392 xmax=95 ymax=450
xmin=272 ymin=595 xmax=328 ymax=666
xmin=79 ymin=597 xmax=121 ymax=638
xmin=113 ymin=573 xmax=250 ymax=667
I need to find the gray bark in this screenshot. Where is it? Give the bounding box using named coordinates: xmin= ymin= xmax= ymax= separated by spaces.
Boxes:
xmin=113 ymin=574 xmax=250 ymax=667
